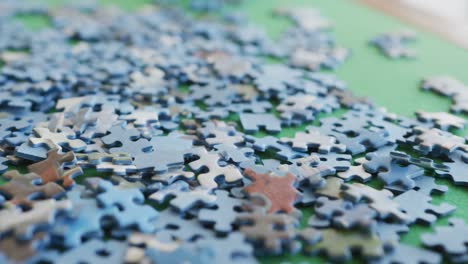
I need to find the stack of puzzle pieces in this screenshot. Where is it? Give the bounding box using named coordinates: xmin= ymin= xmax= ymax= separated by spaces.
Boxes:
xmin=0 ymin=0 xmax=467 ymax=263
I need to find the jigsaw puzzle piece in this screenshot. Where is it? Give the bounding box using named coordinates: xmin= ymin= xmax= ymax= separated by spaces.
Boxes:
xmin=196 ymin=232 xmax=257 ymax=264
xmin=436 ymin=150 xmax=468 ymax=186
xmin=243 ymin=168 xmax=300 ymax=214
xmin=394 ymin=190 xmax=456 ymax=225
xmin=240 ymin=113 xmax=281 ymax=134
xmin=421 ymin=218 xmax=468 ymax=256
xmin=149 ymin=180 xmax=216 ymax=213
xmin=29 ymin=127 xmax=86 ymax=152
xmin=51 ymin=186 xmax=116 ymax=248
xmin=280 ymin=128 xmax=346 ymax=154
xmin=371 ymin=244 xmax=441 ymax=264
xmin=55 ymin=239 xmax=127 ymax=264
xmin=0 ymin=171 xmax=65 ymax=206
xmin=341 ymin=182 xmax=409 ymax=222
xmin=236 ymin=212 xmax=299 ymax=255
xmin=189 ymin=147 xmax=243 ymax=189
xmin=300 ymin=227 xmax=391 ymax=261
xmin=0 ymin=199 xmax=71 ymax=240
xmin=154 ymin=209 xmax=214 ymax=242
xmin=245 ymin=135 xmax=305 ymax=161
xmin=198 ymin=190 xmax=244 ymax=234
xmin=97 ymin=180 xmax=158 ymax=233
xmin=146 ymin=242 xmax=213 ymax=264
xmin=27 ymin=148 xmax=83 ymax=188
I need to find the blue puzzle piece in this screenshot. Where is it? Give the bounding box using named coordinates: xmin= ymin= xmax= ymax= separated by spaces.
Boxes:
xmin=148 ymin=132 xmax=193 ymax=151
xmin=148 ymin=180 xmax=190 ymax=204
xmin=317 ymin=152 xmax=352 ymax=172
xmin=101 ymin=125 xmax=151 ymax=157
xmin=240 ymin=113 xmax=281 ymax=134
xmin=146 ymin=242 xmax=214 ymax=264
xmin=154 ymin=209 xmax=213 ymax=242
xmin=372 ymin=244 xmax=441 ymax=264
xmin=394 ymin=190 xmax=456 ymax=225
xmin=55 ymin=239 xmax=127 ymax=264
xmin=51 ymin=186 xmax=116 ymax=248
xmin=0 ymin=115 xmax=34 ymax=141
xmin=245 ymin=135 xmax=305 ymax=161
xmin=254 ymin=64 xmax=302 ymax=95
xmin=149 ymin=181 xmax=216 ymax=213
xmin=134 ymin=132 xmax=194 ymax=173
xmin=308 ymin=73 xmax=347 ymax=90
xmin=378 ymin=161 xmax=424 ymax=190
xmin=437 ymin=150 xmax=468 ymax=186
xmin=214 ymin=143 xmax=255 ymax=165
xmin=363 ymin=145 xmax=397 ymax=174
xmin=4 ymin=131 xmax=31 ymax=147
xmin=198 ymin=190 xmax=243 ymax=234
xmin=15 ymin=142 xmax=48 ymax=161
xmin=97 ymin=180 xmax=158 ymax=233
xmin=0 ymin=157 xmax=8 ymax=174
xmin=197 ymin=232 xmax=257 ymax=264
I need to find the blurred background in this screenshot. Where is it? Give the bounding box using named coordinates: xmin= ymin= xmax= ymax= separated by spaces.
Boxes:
xmin=400 ymin=0 xmax=468 ymax=22
xmin=361 ymin=0 xmax=468 ymax=49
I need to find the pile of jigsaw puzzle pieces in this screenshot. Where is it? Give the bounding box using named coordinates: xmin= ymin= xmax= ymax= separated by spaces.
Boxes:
xmin=0 ymin=0 xmax=467 ymax=263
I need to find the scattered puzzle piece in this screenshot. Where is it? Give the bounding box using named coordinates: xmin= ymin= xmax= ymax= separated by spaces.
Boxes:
xmin=280 ymin=129 xmax=346 ymax=154
xmin=0 ymin=2 xmax=465 ymax=264
xmin=394 ymin=190 xmax=455 ymax=225
xmin=300 ymin=227 xmax=390 ymax=261
xmin=421 ymin=218 xmax=468 ymax=256
xmin=27 ymin=148 xmax=83 ymax=187
xmin=97 ymin=180 xmax=158 ymax=233
xmin=341 ymin=182 xmax=409 ymax=222
xmin=0 ymin=199 xmax=71 ymax=239
xmin=236 ymin=212 xmax=299 ymax=255
xmin=0 ymin=171 xmax=65 ymax=206
xmin=189 ymin=147 xmax=243 ymax=189
xmin=243 ymin=168 xmax=300 ymax=214
xmin=198 ymin=190 xmax=243 ymax=234
xmin=240 ymin=113 xmax=281 ymax=134
xmin=371 ymin=244 xmax=441 ymax=264
xmin=416 ymin=111 xmax=466 ymax=130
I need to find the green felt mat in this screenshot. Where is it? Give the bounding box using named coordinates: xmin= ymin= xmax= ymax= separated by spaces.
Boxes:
xmin=7 ymin=0 xmax=468 ymax=263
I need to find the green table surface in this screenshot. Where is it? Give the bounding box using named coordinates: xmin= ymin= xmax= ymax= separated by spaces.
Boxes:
xmin=8 ymin=0 xmax=468 ymax=263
